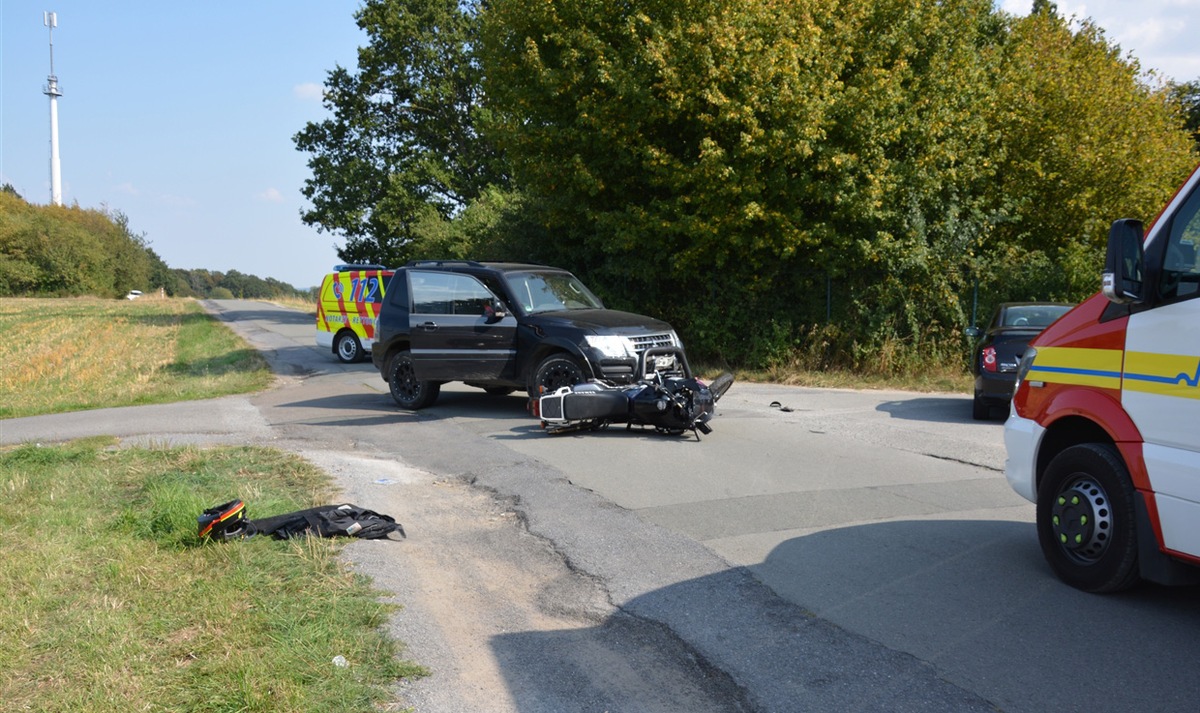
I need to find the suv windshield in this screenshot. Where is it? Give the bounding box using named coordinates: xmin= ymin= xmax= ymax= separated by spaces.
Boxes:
xmin=504 ymin=271 xmax=605 ymax=314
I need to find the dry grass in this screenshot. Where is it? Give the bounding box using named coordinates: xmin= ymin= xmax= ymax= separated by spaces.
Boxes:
xmin=266 ymin=294 xmax=318 ymax=314
xmin=0 ymin=297 xmax=273 ymax=419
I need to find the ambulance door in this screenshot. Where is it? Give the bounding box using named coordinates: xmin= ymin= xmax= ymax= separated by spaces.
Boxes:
xmin=1123 ymin=173 xmax=1200 ymax=558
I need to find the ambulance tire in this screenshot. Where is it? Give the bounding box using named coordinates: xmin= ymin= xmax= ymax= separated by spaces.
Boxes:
xmin=388 ymin=352 xmax=440 ymax=410
xmin=1036 ymin=443 xmax=1140 ymax=593
xmin=335 ymin=331 xmax=365 ymax=363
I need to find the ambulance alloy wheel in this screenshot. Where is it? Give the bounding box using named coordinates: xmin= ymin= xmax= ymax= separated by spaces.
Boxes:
xmin=388 ymin=351 xmax=439 ymax=409
xmin=1036 ymin=443 xmax=1140 ymax=593
xmin=335 ymin=331 xmax=364 ymax=363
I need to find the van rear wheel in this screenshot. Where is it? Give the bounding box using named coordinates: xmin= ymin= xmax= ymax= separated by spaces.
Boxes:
xmin=335 ymin=331 xmax=364 ymax=363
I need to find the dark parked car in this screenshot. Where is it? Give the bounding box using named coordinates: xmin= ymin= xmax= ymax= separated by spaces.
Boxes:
xmin=968 ymin=301 xmax=1074 ymax=420
xmin=371 ymin=260 xmax=684 ymax=409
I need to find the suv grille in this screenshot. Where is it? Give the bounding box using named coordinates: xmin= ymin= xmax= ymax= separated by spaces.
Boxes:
xmin=629 ymin=333 xmax=676 ymax=353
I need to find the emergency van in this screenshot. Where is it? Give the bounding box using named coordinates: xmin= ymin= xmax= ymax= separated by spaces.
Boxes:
xmin=316 ymin=264 xmax=393 ymax=363
xmin=1006 ymin=163 xmax=1200 ymax=592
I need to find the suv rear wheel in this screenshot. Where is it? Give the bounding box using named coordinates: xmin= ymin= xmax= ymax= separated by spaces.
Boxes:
xmin=388 ymin=352 xmax=440 ymax=409
xmin=530 ymin=354 xmax=586 ymax=398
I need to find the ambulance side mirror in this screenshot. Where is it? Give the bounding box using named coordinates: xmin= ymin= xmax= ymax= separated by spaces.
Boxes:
xmin=1103 ymin=218 xmax=1144 ymax=304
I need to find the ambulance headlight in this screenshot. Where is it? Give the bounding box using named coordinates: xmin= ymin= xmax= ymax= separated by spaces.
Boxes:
xmin=1015 ymin=347 xmax=1037 ymax=385
xmin=585 ymin=335 xmax=635 ymax=358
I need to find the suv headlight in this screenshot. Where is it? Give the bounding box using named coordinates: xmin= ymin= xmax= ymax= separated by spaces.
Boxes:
xmin=585 ymin=335 xmax=635 ymax=358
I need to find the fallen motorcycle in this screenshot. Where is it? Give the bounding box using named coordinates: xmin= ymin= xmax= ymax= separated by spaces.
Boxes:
xmin=532 ymin=347 xmax=734 ymax=438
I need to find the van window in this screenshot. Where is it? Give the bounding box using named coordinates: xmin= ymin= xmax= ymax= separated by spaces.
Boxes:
xmin=1158 ymin=187 xmax=1200 ymax=302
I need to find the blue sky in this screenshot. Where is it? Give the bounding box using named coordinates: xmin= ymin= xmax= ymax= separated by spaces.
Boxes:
xmin=1 ymin=2 xmax=1198 ymax=291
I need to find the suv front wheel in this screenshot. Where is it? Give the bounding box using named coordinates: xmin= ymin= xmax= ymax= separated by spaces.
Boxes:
xmin=388 ymin=351 xmax=440 ymax=409
xmin=529 ymin=353 xmax=586 ymax=398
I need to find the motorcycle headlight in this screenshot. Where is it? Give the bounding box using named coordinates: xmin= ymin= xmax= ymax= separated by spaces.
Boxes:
xmin=585 ymin=335 xmax=635 ymax=358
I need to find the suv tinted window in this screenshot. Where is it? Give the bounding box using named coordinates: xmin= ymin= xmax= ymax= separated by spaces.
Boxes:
xmin=411 ymin=271 xmax=494 ymax=316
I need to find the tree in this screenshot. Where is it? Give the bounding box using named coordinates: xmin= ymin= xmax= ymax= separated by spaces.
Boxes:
xmin=295 ymin=0 xmax=505 ymax=265
xmin=482 ymin=0 xmax=1004 ymax=364
xmin=983 ymin=11 xmax=1197 ymax=301
xmin=1169 ymin=80 xmax=1200 ymax=151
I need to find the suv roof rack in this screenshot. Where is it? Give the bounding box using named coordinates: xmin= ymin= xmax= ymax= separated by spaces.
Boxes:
xmin=334 ymin=263 xmax=389 ymax=272
xmin=405 ymin=260 xmax=485 ymax=268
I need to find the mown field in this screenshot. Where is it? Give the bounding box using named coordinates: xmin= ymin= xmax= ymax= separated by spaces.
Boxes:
xmin=0 ymin=297 xmax=273 ymax=419
xmin=0 ymin=298 xmax=425 ymax=712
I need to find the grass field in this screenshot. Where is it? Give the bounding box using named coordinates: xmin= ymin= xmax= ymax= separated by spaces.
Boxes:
xmin=0 ymin=298 xmax=273 ymax=419
xmin=0 ymin=440 xmax=425 ymax=712
xmin=1 ymin=297 xmax=425 ymax=711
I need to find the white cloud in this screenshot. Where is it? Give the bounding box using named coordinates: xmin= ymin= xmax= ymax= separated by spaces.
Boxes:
xmin=114 ymin=182 xmax=140 ymax=197
xmin=293 ymin=82 xmax=324 ymax=102
xmin=258 ymin=187 xmax=285 ymax=203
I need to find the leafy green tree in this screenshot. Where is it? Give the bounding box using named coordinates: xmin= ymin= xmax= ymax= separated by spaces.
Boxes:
xmin=983 ymin=10 xmax=1197 ymax=300
xmin=482 ymin=0 xmax=1004 ymax=365
xmin=1169 ymin=80 xmax=1200 ymax=150
xmin=482 ymin=0 xmax=847 ymax=325
xmin=295 ymin=0 xmax=505 ymax=265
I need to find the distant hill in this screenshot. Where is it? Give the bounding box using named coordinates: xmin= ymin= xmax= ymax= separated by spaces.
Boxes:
xmin=0 ymin=185 xmax=311 ymax=300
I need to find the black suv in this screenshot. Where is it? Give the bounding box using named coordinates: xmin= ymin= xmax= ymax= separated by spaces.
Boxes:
xmin=371 ymin=260 xmax=683 ymax=409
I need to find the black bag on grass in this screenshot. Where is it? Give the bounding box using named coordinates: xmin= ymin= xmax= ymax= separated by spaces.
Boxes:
xmin=251 ymin=503 xmax=405 ymax=541
xmin=198 ymin=501 xmax=404 ymax=541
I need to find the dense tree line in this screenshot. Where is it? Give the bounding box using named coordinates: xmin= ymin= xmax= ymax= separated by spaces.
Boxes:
xmin=299 ymin=0 xmax=1197 ymax=372
xmin=0 ymin=187 xmax=309 ymax=301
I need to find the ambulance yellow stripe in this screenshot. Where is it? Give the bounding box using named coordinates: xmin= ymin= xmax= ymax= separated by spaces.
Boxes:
xmin=1123 ymin=351 xmax=1200 ymax=399
xmin=1027 ymin=346 xmax=1123 ymax=389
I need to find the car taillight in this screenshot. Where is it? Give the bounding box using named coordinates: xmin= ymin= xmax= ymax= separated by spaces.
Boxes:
xmin=981 ymin=346 xmax=998 ymax=373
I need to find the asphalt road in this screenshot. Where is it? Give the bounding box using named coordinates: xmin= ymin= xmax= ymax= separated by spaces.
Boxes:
xmin=5 ymin=298 xmax=1199 ymax=713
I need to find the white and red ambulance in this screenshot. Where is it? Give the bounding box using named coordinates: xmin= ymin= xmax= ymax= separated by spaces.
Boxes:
xmin=1006 ymin=163 xmax=1200 ymax=592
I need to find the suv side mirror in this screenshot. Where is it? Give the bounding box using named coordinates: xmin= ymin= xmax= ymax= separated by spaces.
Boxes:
xmin=1103 ymin=218 xmax=1144 ymax=304
xmin=484 ymin=299 xmax=508 ymax=323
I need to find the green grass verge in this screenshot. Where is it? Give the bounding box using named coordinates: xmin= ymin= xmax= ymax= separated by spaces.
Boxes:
xmin=0 ymin=440 xmax=426 ymax=712
xmin=0 ymin=298 xmax=273 ymax=419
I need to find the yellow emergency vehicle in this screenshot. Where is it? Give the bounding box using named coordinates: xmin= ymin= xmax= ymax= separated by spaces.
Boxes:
xmin=316 ymin=264 xmax=393 ymax=363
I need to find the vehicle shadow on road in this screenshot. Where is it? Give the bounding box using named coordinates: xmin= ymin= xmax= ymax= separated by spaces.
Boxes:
xmin=489 ymin=518 xmax=1200 ymax=712
xmin=750 ymin=518 xmax=1200 ymax=711
xmin=876 ymin=396 xmax=993 ymax=425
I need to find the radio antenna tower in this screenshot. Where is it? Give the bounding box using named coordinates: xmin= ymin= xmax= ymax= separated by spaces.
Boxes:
xmin=43 ymin=11 xmax=63 ymax=206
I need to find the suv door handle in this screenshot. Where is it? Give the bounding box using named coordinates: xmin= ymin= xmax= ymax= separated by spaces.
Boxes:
xmin=419 ymin=321 xmax=438 ymax=331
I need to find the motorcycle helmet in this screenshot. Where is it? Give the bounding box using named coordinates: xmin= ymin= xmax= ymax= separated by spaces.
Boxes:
xmin=197 ymin=499 xmax=251 ymax=541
